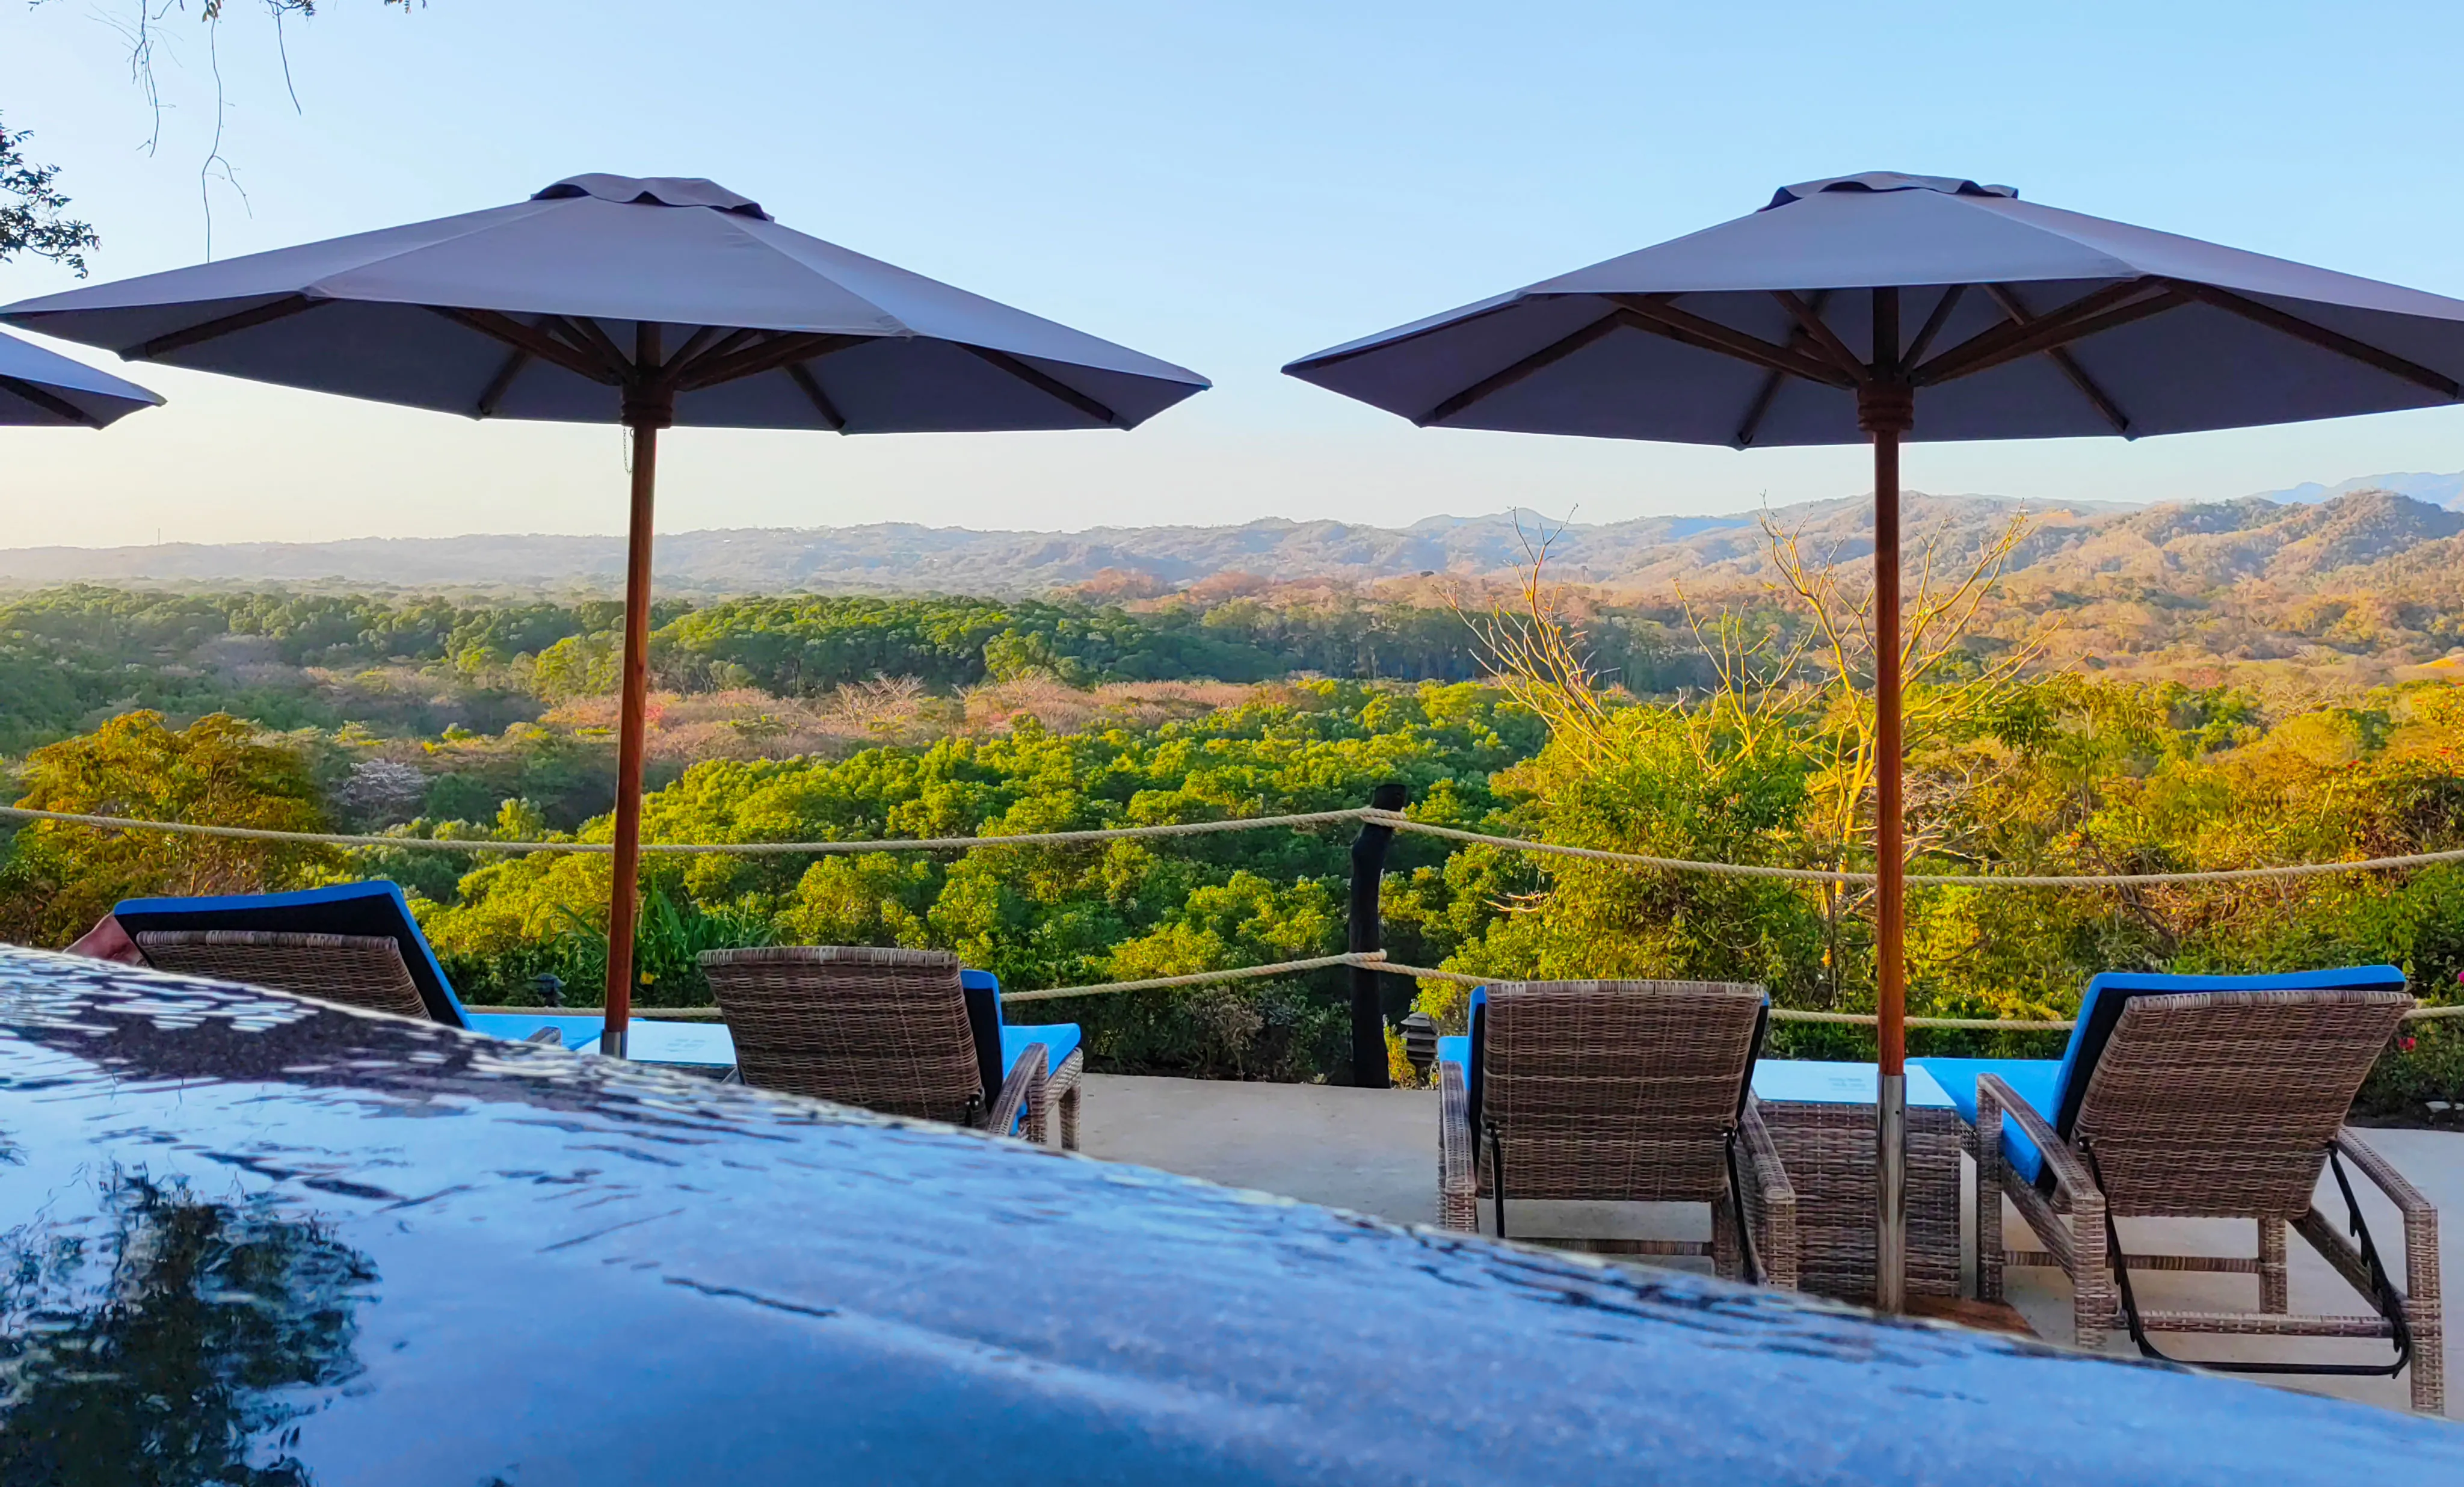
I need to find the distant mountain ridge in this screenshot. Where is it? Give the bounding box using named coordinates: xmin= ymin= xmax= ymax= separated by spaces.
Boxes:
xmin=2251 ymin=470 xmax=2464 ymax=510
xmin=0 ymin=491 xmax=2121 ymax=595
xmin=4 ymin=484 xmax=2459 ymax=599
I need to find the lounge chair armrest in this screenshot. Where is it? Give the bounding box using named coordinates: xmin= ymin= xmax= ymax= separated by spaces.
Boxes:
xmin=1979 ymin=1072 xmax=2101 ymax=1203
xmin=1737 ymin=1097 xmax=1796 ymax=1210
xmin=1737 ymin=1096 xmax=1799 ymax=1290
xmin=987 ymin=1041 xmax=1047 ymax=1136
xmin=522 ymin=1026 xmax=562 ymax=1046
xmin=2333 ymin=1128 xmax=2436 ymax=1218
xmin=1438 ymin=1058 xmax=1477 ymax=1230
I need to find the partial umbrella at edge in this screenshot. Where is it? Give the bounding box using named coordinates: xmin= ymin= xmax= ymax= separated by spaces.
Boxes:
xmin=0 ymin=327 xmax=162 ymax=427
xmin=2 ymin=172 xmax=1209 ymax=1056
xmin=1283 ymin=169 xmax=2464 ymax=1310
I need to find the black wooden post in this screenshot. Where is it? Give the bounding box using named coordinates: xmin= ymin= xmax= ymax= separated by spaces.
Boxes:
xmin=1348 ymin=781 xmax=1408 ymax=1088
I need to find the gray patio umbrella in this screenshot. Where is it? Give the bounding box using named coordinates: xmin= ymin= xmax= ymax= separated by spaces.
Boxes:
xmin=1286 ymin=170 xmax=2464 ymax=1308
xmin=0 ymin=327 xmax=161 ymax=426
xmin=4 ymin=173 xmax=1207 ymax=1058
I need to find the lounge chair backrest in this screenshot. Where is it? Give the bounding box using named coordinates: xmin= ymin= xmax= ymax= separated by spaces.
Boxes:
xmin=2048 ymin=965 xmax=2407 ymax=1138
xmin=1479 ymin=979 xmax=1768 ymax=1204
xmin=959 ymin=968 xmax=1007 ymax=1110
xmin=113 ymin=881 xmax=470 ymax=1027
xmin=701 ymin=946 xmax=982 ymax=1122
xmin=135 ymin=930 xmax=434 ymax=1022
xmin=2072 ymin=987 xmax=2413 ymax=1218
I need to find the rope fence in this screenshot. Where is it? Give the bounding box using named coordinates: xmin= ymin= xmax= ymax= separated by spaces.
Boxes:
xmin=0 ymin=804 xmax=1373 ymax=855
xmin=14 ymin=802 xmax=2464 ymax=1031
xmin=461 ymin=950 xmax=2464 ymax=1025
xmin=14 ymin=800 xmax=2464 ymax=887
xmin=1368 ymin=813 xmax=2464 ymax=888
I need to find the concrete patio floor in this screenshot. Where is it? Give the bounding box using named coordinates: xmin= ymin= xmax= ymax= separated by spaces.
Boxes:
xmin=1077 ymin=1073 xmax=2463 ymax=1421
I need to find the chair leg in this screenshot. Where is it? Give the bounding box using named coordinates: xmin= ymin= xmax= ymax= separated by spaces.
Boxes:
xmin=2406 ymin=1201 xmax=2445 ymax=1415
xmin=1437 ymin=1060 xmax=1479 ymax=1233
xmin=1711 ymin=1196 xmax=1740 ymax=1280
xmin=1059 ymin=1078 xmax=1081 ymax=1152
xmin=2259 ymin=1217 xmax=2288 ymax=1314
xmin=1024 ymin=1072 xmax=1050 ymax=1146
xmin=1974 ymin=1086 xmax=2006 ymax=1303
xmin=2072 ymin=1190 xmax=2110 ymax=1354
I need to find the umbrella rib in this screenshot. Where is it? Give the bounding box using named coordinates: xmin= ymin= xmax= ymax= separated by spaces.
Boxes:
xmin=658 ymin=325 xmax=725 ymax=380
xmin=474 ymin=346 xmax=531 ymax=418
xmin=1734 ymin=290 xmax=1833 ymax=448
xmin=1768 ymin=291 xmax=1869 ymax=381
xmin=129 ymin=294 xmax=325 ymax=360
xmin=1920 ymin=288 xmax=2189 ymax=389
xmin=956 ymin=343 xmax=1120 ymax=426
xmin=786 ymin=361 xmax=847 ymax=431
xmin=1909 ymin=279 xmax=2166 ymax=386
xmin=430 ymin=307 xmax=622 ymax=385
xmin=666 ymin=327 xmax=762 ymax=387
xmin=1606 ymin=295 xmax=1858 ymax=389
xmin=1900 ymin=285 xmax=1968 ymax=369
xmin=1982 ymin=284 xmax=2131 ymax=435
xmin=676 ymin=331 xmax=867 ymax=392
xmin=1420 ymin=310 xmax=1624 ymax=425
xmin=547 ymin=315 xmax=637 ymax=380
xmin=0 ymin=373 xmax=97 ymax=426
xmin=1615 ymin=306 xmax=1852 ymax=388
xmin=1287 ymin=298 xmax=1527 ymax=372
xmin=2163 ymin=280 xmax=2463 ymax=400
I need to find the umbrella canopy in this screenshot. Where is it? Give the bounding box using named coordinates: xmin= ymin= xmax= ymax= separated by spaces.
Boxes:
xmin=0 ymin=327 xmax=161 ymax=427
xmin=1287 ymin=171 xmax=2464 ymax=446
xmin=1284 ymin=170 xmax=2464 ymax=1310
xmin=2 ymin=173 xmax=1205 ymax=432
xmin=2 ymin=173 xmax=1207 ymax=1057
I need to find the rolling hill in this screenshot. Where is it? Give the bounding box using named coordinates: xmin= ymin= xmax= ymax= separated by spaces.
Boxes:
xmin=4 ymin=483 xmax=2462 ymax=604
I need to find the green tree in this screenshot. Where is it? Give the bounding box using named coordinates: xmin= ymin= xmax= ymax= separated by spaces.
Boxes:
xmin=0 ymin=711 xmax=337 ymax=944
xmin=0 ymin=114 xmax=96 ymax=273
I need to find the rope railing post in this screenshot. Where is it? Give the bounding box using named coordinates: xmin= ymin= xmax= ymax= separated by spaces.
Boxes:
xmin=1349 ymin=783 xmax=1408 ymax=1088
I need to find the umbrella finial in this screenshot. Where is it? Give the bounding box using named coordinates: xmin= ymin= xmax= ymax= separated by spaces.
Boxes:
xmin=1764 ymin=173 xmax=2018 ymax=211
xmin=534 ymin=174 xmax=772 ymax=221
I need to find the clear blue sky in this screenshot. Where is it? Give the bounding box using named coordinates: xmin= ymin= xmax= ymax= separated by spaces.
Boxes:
xmin=8 ymin=1 xmax=2464 ymax=545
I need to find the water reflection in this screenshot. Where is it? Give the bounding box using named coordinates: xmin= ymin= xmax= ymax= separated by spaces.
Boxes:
xmin=2 ymin=950 xmax=2457 ymax=1484
xmin=1 ymin=1171 xmax=375 ymax=1486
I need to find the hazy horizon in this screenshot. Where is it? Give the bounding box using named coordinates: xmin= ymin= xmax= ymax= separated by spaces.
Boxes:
xmin=3 ymin=467 xmax=2435 ymax=556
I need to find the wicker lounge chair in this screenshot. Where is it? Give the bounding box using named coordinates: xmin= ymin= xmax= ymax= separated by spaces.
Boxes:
xmin=1433 ymin=980 xmax=1797 ymax=1288
xmin=700 ymin=946 xmax=1083 ymax=1149
xmin=111 ymin=882 xmax=579 ymax=1045
xmin=117 ymin=882 xmax=470 ymax=1026
xmin=1917 ymin=967 xmax=2441 ymax=1413
xmin=135 ymin=929 xmax=440 ymax=1021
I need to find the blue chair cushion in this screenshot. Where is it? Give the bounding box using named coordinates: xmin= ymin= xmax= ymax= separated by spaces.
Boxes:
xmin=1003 ymin=1023 xmax=1080 ymax=1079
xmin=1909 ymin=1058 xmax=2062 ymax=1184
xmin=1435 ymin=1034 xmax=1470 ymax=1075
xmin=464 ymin=1012 xmax=609 ymax=1048
xmin=114 ymin=881 xmax=469 ymax=1027
xmin=958 ymin=968 xmax=1077 ymax=1133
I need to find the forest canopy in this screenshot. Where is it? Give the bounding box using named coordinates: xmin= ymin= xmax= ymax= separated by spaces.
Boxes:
xmin=2 ymin=563 xmax=2459 ymax=1105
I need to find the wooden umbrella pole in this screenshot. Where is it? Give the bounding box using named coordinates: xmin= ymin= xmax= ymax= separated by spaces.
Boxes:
xmin=1861 ymin=289 xmax=1913 ymax=1311
xmin=605 ymin=349 xmax=671 ymax=1060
